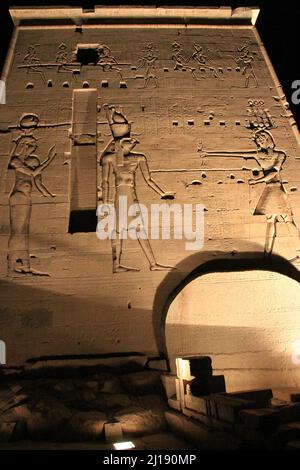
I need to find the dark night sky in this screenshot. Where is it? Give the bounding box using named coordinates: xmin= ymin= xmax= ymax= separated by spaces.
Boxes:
xmin=0 ymin=1 xmax=299 ymax=125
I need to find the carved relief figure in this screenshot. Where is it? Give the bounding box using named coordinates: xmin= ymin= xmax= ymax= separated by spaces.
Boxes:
xmin=235 ymin=45 xmax=258 ymax=88
xmin=171 ymin=42 xmax=199 ymax=80
xmin=137 ymin=43 xmax=159 ymax=88
xmin=192 ymin=43 xmax=222 ymax=79
xmin=56 ymin=43 xmax=77 ymax=74
xmin=204 ymin=130 xmax=300 ymax=258
xmin=97 ymin=44 xmax=122 ymax=78
xmin=22 ymin=45 xmax=46 ymax=83
xmin=8 ymin=135 xmax=56 ymax=275
xmin=99 ymin=105 xmax=175 ymax=272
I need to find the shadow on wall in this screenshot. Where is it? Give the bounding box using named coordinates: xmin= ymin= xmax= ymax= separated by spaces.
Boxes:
xmin=153 ymin=243 xmax=300 ymax=389
xmin=0 ymin=278 xmax=153 ymax=366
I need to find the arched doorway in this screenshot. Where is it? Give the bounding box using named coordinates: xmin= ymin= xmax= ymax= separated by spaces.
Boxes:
xmin=153 ymin=251 xmax=300 ymax=391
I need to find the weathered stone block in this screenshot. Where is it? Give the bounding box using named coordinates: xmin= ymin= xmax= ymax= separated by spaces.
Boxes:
xmin=185 ymin=394 xmax=211 ymax=416
xmin=210 ymin=394 xmax=258 ymax=424
xmin=239 ymin=408 xmax=279 ymax=429
xmin=228 ymin=389 xmax=273 ymax=408
xmin=168 ymin=397 xmax=181 ymax=412
xmin=161 ymin=373 xmax=177 ymax=399
xmin=165 ymin=410 xmax=239 ymax=450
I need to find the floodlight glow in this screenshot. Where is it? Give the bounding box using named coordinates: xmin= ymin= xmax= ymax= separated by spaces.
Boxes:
xmin=113 ymin=441 xmax=135 ymax=450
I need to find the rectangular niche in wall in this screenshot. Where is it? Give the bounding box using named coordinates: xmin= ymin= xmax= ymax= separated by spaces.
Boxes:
xmin=69 ymin=88 xmax=98 ymax=233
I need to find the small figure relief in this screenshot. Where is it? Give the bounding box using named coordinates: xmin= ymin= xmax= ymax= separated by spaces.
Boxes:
xmin=55 ymin=43 xmax=78 ymax=75
xmin=171 ymin=42 xmax=199 ymax=80
xmin=192 ymin=43 xmax=222 ymax=79
xmin=203 ymin=130 xmax=300 ymax=259
xmin=21 ymin=45 xmax=46 ymax=83
xmin=136 ymin=43 xmax=159 ymax=88
xmin=245 ymin=99 xmax=276 ymax=130
xmin=235 ymin=44 xmax=258 ymax=88
xmin=8 ymin=135 xmax=57 ymax=276
xmin=96 ymin=44 xmax=123 ymax=78
xmin=99 ymin=104 xmax=175 ymax=273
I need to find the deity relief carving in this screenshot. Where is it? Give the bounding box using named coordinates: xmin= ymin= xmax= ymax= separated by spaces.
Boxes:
xmin=4 ymin=113 xmax=70 ymax=275
xmin=8 ymin=134 xmax=56 ymax=275
xmin=137 ymin=43 xmax=159 ymax=88
xmin=99 ymin=104 xmax=175 ymax=273
xmin=235 ymin=44 xmax=258 ymax=88
xmin=21 ymin=45 xmax=46 ymax=83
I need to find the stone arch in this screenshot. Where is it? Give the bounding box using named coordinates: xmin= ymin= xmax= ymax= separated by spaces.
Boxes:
xmin=153 ymin=247 xmax=300 ymax=367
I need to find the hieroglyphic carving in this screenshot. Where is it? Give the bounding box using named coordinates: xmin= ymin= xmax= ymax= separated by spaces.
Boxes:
xmin=235 ymin=44 xmax=258 ymax=88
xmin=8 ymin=130 xmax=56 ymax=275
xmin=204 ymin=130 xmax=300 ymax=259
xmin=245 ymin=99 xmax=276 ymax=130
xmin=137 ymin=43 xmax=159 ymax=88
xmin=99 ymin=104 xmax=175 ymax=273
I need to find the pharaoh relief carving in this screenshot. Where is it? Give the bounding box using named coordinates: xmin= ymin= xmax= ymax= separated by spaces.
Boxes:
xmin=203 ymin=130 xmax=300 ymax=260
xmin=136 ymin=43 xmax=159 ymax=88
xmin=235 ymin=44 xmax=258 ymax=88
xmin=99 ymin=104 xmax=175 ymax=273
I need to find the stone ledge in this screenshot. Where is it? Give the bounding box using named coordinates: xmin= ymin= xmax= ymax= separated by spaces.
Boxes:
xmin=9 ymin=6 xmax=260 ymax=27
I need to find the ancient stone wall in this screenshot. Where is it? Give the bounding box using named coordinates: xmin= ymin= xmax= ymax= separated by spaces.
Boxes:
xmin=1 ymin=8 xmax=300 ymax=372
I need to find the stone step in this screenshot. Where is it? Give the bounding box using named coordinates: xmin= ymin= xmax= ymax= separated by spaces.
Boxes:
xmin=165 ymin=409 xmax=240 ymax=450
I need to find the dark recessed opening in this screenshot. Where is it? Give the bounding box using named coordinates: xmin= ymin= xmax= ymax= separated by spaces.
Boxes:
xmin=68 ymin=210 xmax=97 ymax=234
xmin=76 ymin=48 xmax=99 ymax=65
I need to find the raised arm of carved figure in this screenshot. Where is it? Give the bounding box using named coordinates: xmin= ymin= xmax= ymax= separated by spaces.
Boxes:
xmin=32 ymin=145 xmax=56 ymax=176
xmin=139 ymin=155 xmax=175 ymax=199
xmin=205 ymin=149 xmax=259 ymax=159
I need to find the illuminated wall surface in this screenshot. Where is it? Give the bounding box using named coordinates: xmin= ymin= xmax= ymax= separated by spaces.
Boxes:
xmin=1 ymin=7 xmax=300 ymax=388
